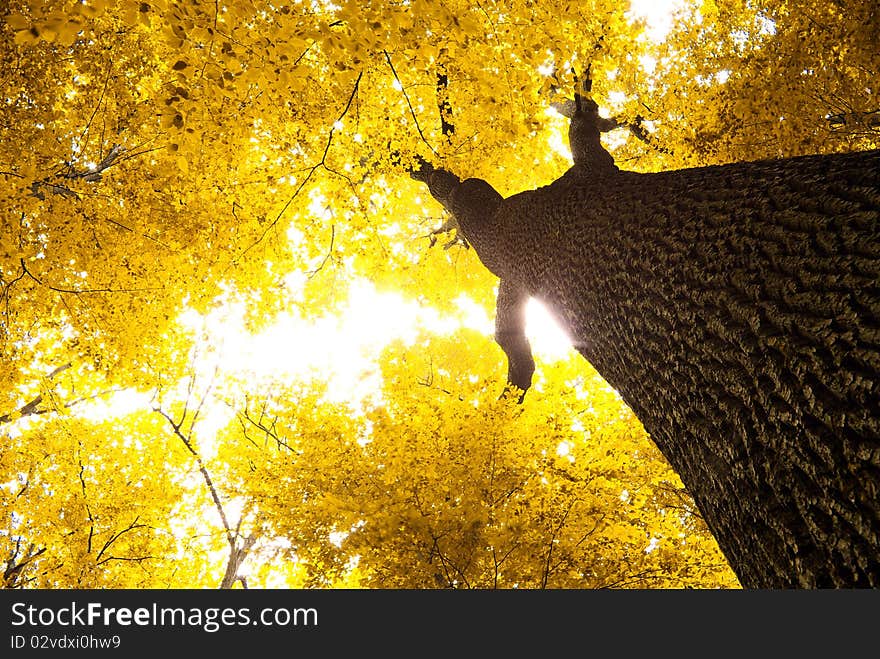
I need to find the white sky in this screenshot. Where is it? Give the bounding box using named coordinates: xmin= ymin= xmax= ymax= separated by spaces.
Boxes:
xmin=628 ymin=0 xmax=688 ymax=41
xmin=183 ymin=278 xmax=574 ymax=407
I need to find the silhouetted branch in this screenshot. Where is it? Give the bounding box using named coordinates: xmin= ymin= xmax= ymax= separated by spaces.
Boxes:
xmin=154 ymin=381 xmax=258 ymax=589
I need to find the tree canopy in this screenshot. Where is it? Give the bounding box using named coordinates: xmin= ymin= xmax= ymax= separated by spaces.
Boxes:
xmin=1 ymin=0 xmax=876 ymax=588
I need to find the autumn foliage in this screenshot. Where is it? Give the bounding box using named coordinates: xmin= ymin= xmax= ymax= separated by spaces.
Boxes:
xmin=1 ymin=0 xmax=876 ymax=588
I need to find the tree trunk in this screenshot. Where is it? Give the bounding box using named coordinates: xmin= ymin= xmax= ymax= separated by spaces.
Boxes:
xmin=418 ymin=148 xmax=880 ymax=587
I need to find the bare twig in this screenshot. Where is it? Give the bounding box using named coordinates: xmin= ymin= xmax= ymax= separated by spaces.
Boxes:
xmin=154 ymin=404 xmax=234 ymax=545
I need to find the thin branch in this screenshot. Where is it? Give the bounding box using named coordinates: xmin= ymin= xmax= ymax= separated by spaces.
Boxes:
xmin=95 ymin=517 xmax=150 ymax=564
xmin=189 ymin=361 xmax=221 ymax=431
xmin=307 ymin=224 xmax=335 ymax=278
xmin=231 ymin=71 xmax=363 ymax=267
xmin=540 ymin=497 xmax=579 ymax=588
xmin=88 ymin=213 xmax=173 ymax=249
xmin=114 ymin=142 xmax=166 ymax=166
xmin=18 ymin=258 xmax=160 ymax=295
xmin=597 ymin=567 xmax=670 ymax=589
xmin=61 ymin=386 xmax=128 ymax=410
xmin=491 ymin=542 xmax=521 ymax=588
xmin=429 ymin=534 xmax=464 ymax=588
xmin=220 ymin=534 xmax=257 ymax=589
xmin=73 ymin=59 xmax=114 ymax=172
xmin=278 ymin=70 xmax=363 ymax=218
xmin=154 ymin=389 xmax=258 ymax=589
xmin=154 ymin=404 xmax=234 ymax=546
xmin=573 ymin=512 xmax=606 ymax=549
xmin=0 ymin=363 xmax=72 ymax=424
xmin=94 ymin=554 xmax=157 ymax=567
xmin=237 ymin=407 xmax=296 ymax=452
xmin=383 ymin=50 xmax=439 ymax=157
xmin=78 ymin=453 xmax=95 ymax=555
xmin=3 ymin=544 xmax=47 ymax=588
xmin=161 ymin=385 xmax=259 ymax=590
xmin=436 ymin=69 xmax=455 ymax=139
xmin=293 ymin=42 xmax=314 ymax=67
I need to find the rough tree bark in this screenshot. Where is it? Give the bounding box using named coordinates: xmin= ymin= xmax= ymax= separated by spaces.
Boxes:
xmin=412 ymin=93 xmax=880 ymax=588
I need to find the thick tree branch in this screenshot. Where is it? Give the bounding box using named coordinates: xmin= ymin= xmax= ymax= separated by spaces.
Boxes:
xmin=495 ymin=278 xmax=535 ymax=402
xmin=30 ymin=143 xmax=126 ymax=201
xmin=550 ymin=65 xmax=669 ymax=156
xmin=64 ymin=143 xmax=125 ymax=182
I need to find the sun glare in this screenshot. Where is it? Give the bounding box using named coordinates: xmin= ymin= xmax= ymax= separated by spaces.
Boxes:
xmin=189 ymin=280 xmax=574 ymax=404
xmin=525 ymin=298 xmax=574 ymax=361
xmin=184 ymin=280 xmax=434 ymax=403
xmin=60 ymin=278 xmax=576 ymax=437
